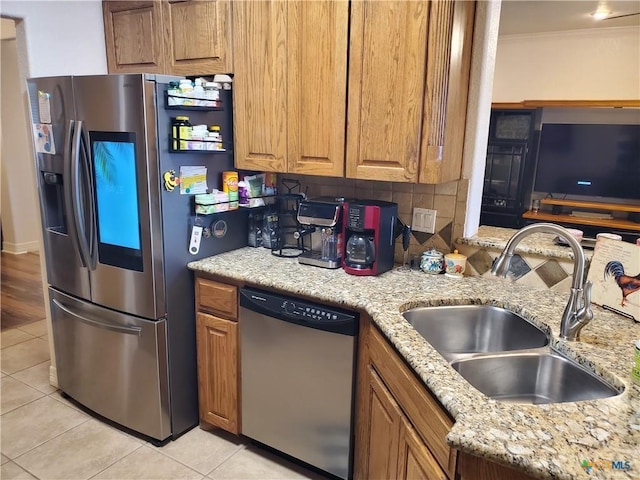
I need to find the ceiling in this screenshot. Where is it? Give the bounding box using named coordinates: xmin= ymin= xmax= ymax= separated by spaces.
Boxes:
xmin=499 ymin=0 xmax=640 ymax=35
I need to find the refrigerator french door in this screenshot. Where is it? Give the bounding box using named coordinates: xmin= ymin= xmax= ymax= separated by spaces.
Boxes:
xmin=30 ymin=75 xmax=164 ymax=317
xmin=28 ymin=74 xmax=246 ymax=443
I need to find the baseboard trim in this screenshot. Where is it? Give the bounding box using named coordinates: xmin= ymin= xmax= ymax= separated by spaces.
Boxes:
xmin=49 ymin=365 xmax=59 ymax=389
xmin=2 ymin=240 xmax=40 ymax=254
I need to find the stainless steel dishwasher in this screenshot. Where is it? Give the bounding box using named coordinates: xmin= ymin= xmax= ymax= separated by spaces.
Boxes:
xmin=239 ymin=287 xmax=358 ymax=480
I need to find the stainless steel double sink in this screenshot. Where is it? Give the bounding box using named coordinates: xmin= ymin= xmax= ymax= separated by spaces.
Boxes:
xmin=402 ymin=305 xmax=621 ymax=404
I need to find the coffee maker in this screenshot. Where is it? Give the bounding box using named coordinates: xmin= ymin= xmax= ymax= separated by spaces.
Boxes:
xmin=343 ymin=200 xmax=398 ymax=276
xmin=296 ymin=198 xmax=345 ymax=269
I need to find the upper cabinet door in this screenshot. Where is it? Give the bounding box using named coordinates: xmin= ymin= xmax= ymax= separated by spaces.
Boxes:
xmin=163 ymin=0 xmax=233 ymax=75
xmin=346 ymin=0 xmax=429 ymax=183
xmin=232 ymin=0 xmax=287 ymax=172
xmin=103 ymin=1 xmax=166 ymax=73
xmin=419 ymin=0 xmax=474 ymax=184
xmin=287 ymin=1 xmax=349 ymax=177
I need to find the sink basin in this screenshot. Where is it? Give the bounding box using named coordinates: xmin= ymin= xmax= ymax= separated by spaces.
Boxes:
xmin=451 ymin=351 xmax=620 ymax=404
xmin=402 ymin=305 xmax=549 ymax=362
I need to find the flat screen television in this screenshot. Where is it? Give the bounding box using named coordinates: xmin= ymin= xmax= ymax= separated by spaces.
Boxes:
xmin=533 ymin=123 xmax=640 ymax=200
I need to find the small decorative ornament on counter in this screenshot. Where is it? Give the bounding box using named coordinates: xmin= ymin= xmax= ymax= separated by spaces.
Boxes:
xmin=444 ymin=249 xmax=467 ymax=278
xmin=420 ymin=248 xmax=444 ymax=274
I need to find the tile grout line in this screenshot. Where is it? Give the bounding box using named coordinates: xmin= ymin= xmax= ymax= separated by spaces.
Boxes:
xmin=5 ymin=415 xmax=92 ymax=464
xmin=5 ymin=360 xmax=52 ymax=381
xmin=85 ymin=443 xmax=146 ymax=480
xmin=201 ymin=442 xmax=248 ymax=477
xmin=0 ymin=377 xmax=46 ymax=416
xmin=147 ymin=438 xmax=246 ymax=478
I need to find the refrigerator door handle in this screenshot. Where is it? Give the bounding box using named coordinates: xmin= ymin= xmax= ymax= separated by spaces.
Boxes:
xmin=64 ymin=120 xmax=86 ymax=267
xmin=70 ymin=120 xmax=94 ymax=270
xmin=53 ymin=299 xmax=143 ymax=336
xmin=78 ymin=122 xmax=97 ymax=268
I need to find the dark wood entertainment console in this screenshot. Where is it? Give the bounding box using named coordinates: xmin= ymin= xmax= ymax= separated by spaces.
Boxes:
xmin=522 ymin=198 xmax=640 ymax=233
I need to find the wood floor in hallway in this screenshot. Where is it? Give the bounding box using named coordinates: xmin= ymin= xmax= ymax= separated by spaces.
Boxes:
xmin=1 ymin=251 xmax=46 ymax=330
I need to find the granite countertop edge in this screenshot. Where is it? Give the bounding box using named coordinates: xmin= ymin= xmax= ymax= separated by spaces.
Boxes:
xmin=188 ymin=247 xmax=640 ymax=480
xmin=457 ymin=225 xmax=596 ymax=262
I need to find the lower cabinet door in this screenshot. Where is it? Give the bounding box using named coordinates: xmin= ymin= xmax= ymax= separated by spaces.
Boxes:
xmin=398 ymin=417 xmax=448 ymax=480
xmin=196 ymin=312 xmax=239 ymax=434
xmin=357 ymin=365 xmax=402 ymax=480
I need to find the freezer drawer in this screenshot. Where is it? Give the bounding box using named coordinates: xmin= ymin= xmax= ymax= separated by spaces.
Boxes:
xmin=50 ymin=288 xmax=171 ymax=441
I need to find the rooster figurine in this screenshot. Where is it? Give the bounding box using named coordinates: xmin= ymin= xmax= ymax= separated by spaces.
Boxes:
xmin=604 ymin=261 xmax=640 ymax=307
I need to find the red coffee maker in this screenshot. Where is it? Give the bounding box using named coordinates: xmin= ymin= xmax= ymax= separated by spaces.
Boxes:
xmin=342 ymin=200 xmax=398 ymax=276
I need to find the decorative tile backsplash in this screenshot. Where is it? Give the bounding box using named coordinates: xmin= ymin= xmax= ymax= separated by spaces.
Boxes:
xmin=281 ymin=174 xmax=469 ymax=263
xmin=456 ymin=243 xmax=577 ymax=293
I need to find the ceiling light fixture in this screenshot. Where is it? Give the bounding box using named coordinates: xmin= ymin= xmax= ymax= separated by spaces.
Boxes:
xmin=590 ymin=1 xmax=612 ymax=20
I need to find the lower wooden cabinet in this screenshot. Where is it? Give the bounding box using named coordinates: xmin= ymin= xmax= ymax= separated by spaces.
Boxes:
xmin=360 ymin=363 xmax=448 ymax=480
xmin=355 ymin=315 xmax=538 ymax=480
xmin=399 ymin=417 xmax=449 ymax=480
xmin=195 ymin=312 xmax=238 ymax=434
xmin=355 ymin=318 xmax=454 ymax=480
xmin=194 ymin=276 xmax=239 ymax=435
xmin=458 ymin=452 xmax=537 ymax=480
xmin=360 ymin=365 xmax=402 ymax=479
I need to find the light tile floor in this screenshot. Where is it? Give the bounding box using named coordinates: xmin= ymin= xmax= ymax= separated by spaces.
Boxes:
xmin=1 ymin=320 xmax=328 ymax=480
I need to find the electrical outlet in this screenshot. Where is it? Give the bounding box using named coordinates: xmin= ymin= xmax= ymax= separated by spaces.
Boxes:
xmin=412 ymin=208 xmax=437 ymax=234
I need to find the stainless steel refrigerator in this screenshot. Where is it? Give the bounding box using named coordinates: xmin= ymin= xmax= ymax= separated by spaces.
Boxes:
xmin=27 ymin=74 xmax=246 ymax=443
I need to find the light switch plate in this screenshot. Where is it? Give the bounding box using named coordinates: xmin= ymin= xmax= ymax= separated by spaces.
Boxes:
xmin=412 ymin=208 xmax=437 ymax=234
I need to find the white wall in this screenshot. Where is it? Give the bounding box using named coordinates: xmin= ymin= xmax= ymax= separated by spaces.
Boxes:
xmin=1 ymin=1 xmax=107 ymax=385
xmin=1 ymin=36 xmax=40 ymax=253
xmin=0 ymin=2 xmax=106 ymax=254
xmin=493 ymin=26 xmax=640 ymax=102
xmin=461 ymin=0 xmax=501 ymax=237
xmin=1 ymin=0 xmax=107 ymax=78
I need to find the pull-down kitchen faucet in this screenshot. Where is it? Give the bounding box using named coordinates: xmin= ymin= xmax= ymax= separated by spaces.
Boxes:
xmin=491 ymin=223 xmax=593 ymax=341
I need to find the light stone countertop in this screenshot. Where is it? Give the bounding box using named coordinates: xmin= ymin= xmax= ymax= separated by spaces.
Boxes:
xmin=458 ymin=225 xmax=596 ymax=261
xmin=188 ymin=247 xmax=640 ymax=480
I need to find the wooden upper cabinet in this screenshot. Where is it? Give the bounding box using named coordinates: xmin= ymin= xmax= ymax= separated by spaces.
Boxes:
xmin=103 ymin=1 xmax=166 ymax=73
xmin=233 ymin=0 xmax=348 ymax=175
xmin=347 ymin=0 xmax=429 ymax=182
xmin=287 ymin=1 xmax=348 ymax=176
xmin=232 ymin=0 xmax=287 ymax=172
xmin=347 ymin=0 xmax=474 ymax=184
xmin=231 ymin=0 xmax=473 ymax=181
xmin=420 ymin=0 xmax=474 ymax=184
xmin=163 ymin=0 xmax=232 ymax=74
xmin=103 ymin=0 xmax=232 ymax=75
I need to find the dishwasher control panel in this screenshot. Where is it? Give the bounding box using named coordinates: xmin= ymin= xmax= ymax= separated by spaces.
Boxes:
xmin=281 ymin=300 xmax=346 ymax=322
xmin=240 ymin=287 xmax=358 ymax=336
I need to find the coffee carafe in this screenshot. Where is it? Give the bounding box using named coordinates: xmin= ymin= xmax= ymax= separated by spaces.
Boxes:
xmin=342 ymin=200 xmax=397 ymax=276
xmin=344 ymin=234 xmax=375 ymax=268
